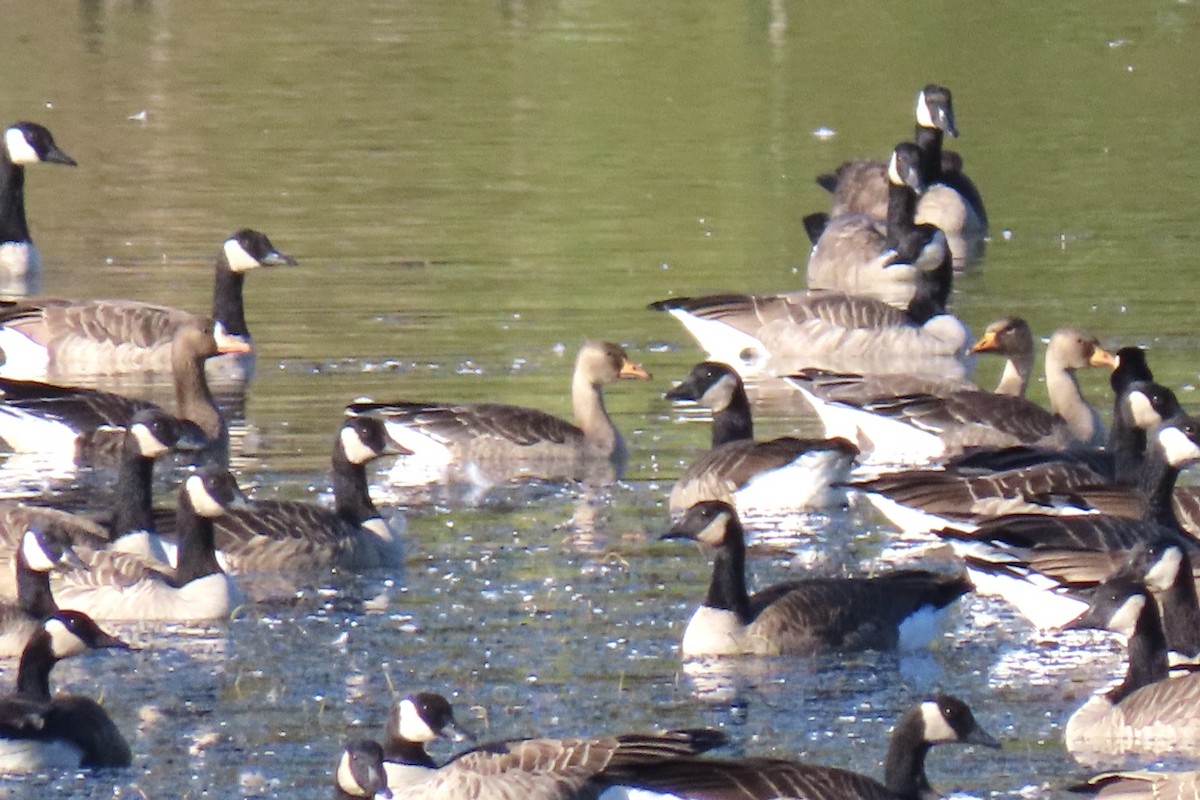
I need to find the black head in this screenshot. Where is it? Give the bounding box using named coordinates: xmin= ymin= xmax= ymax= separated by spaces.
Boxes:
xmin=665 ymin=361 xmax=742 ymax=410
xmin=223 ymin=229 xmax=297 ymax=272
xmin=17 ymin=525 xmax=80 ymax=573
xmin=340 ymin=416 xmax=409 ymax=465
xmin=663 ymin=501 xmax=739 ymax=547
xmin=127 ymin=408 xmax=200 ymax=458
xmin=389 ymin=692 xmax=474 ymax=745
xmin=181 ymin=466 xmax=247 ymax=518
xmin=1110 ymin=347 xmax=1154 ymax=395
xmin=1064 ymin=575 xmax=1149 ymax=636
xmin=1118 ymin=381 xmax=1181 ymax=432
xmin=916 ymin=694 xmax=999 ymax=748
xmin=916 ymin=85 xmax=958 ymax=137
xmin=1151 ymin=413 xmax=1200 ymax=468
xmin=44 ymin=610 xmax=131 ymax=658
xmin=336 ymin=740 xmax=391 ymax=799
xmin=4 ymin=121 xmax=77 ymax=166
xmin=887 ymin=143 xmax=924 ymax=192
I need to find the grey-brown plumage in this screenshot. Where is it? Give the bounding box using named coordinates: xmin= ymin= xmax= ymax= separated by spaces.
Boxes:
xmin=1073 ymin=769 xmax=1200 ymax=799
xmin=599 ymin=695 xmax=999 ymax=800
xmin=665 ymin=501 xmax=971 ymax=656
xmin=350 ymin=341 xmax=651 ymax=483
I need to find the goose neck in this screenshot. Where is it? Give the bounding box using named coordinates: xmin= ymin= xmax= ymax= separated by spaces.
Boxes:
xmin=914 ymin=124 xmax=945 ymax=183
xmin=993 ymin=352 xmax=1033 ymax=397
xmin=1134 ymin=448 xmax=1181 ymax=527
xmin=1161 ymin=555 xmax=1200 ymax=655
xmin=110 ymin=449 xmax=156 ymax=536
xmin=1109 ymin=597 xmax=1170 ymax=704
xmin=211 ymin=264 xmax=249 ymax=336
xmin=885 ymin=182 xmax=919 ymax=250
xmin=703 ymin=521 xmax=752 ymax=623
xmin=174 ymin=348 xmax=228 ymax=462
xmin=173 ymin=494 xmax=223 ymax=586
xmin=572 ymin=371 xmax=620 ymax=458
xmin=15 ymin=556 xmax=58 ymax=619
xmin=1044 ymin=357 xmax=1101 ymax=444
xmin=0 ymin=157 xmax=29 ymax=244
xmin=383 ymin=737 xmax=436 ymax=768
xmin=332 ymin=444 xmax=377 ymax=526
xmin=883 ymin=709 xmax=934 ymax=799
xmin=710 ymin=385 xmax=753 ymax=447
xmin=15 ymin=630 xmax=54 ymax=700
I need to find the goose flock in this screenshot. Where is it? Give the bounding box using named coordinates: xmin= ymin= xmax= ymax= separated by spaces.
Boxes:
xmin=1 ymin=80 xmax=1197 ymax=799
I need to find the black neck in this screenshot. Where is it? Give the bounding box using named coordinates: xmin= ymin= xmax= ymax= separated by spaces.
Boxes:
xmin=15 ymin=630 xmax=55 ymax=700
xmin=332 ymin=444 xmax=379 ymax=526
xmin=883 ymin=708 xmax=934 ymax=799
xmin=914 ymin=124 xmax=944 ymax=183
xmin=903 ymin=257 xmax=952 ymax=324
xmin=704 ymin=520 xmax=752 ymax=623
xmin=1161 ymin=553 xmax=1200 ymax=656
xmin=884 ymin=181 xmax=919 ymax=250
xmin=710 ymin=385 xmax=753 ymax=447
xmin=173 ymin=492 xmax=223 ymax=586
xmin=0 ymin=157 xmax=30 ymax=244
xmin=211 ymin=264 xmax=249 ymax=336
xmin=15 ymin=555 xmax=59 ymax=619
xmin=1135 ymin=443 xmax=1182 ymax=528
xmin=1106 ymin=409 xmax=1147 ymax=483
xmin=1109 ymin=596 xmax=1170 ymax=703
xmin=382 ymin=737 xmax=436 ymax=768
xmin=110 ymin=441 xmax=157 ymax=536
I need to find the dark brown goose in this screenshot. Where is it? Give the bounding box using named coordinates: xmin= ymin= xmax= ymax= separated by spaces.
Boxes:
xmin=349 ymin=341 xmax=651 ymax=485
xmin=665 ymin=361 xmax=857 ymax=515
xmin=0 ymin=121 xmax=76 ymax=296
xmin=0 ymin=229 xmax=294 ymax=382
xmin=0 ymin=610 xmax=131 ymax=771
xmin=0 ymin=317 xmax=244 ymax=467
xmin=666 ymin=501 xmax=971 ymax=656
xmin=598 ymin=695 xmax=999 ymax=800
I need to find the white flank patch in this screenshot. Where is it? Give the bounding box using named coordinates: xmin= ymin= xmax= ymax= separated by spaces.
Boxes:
xmin=21 ymin=529 xmax=57 ymax=572
xmin=1126 ymin=391 xmax=1159 ymax=429
xmin=0 ymin=242 xmax=37 ymax=285
xmin=1107 ymin=595 xmax=1146 ymax=638
xmin=1158 ymin=426 xmax=1200 ymax=467
xmin=898 ymin=605 xmax=946 ymax=651
xmin=598 ymin=787 xmax=691 ymax=800
xmin=360 ymin=517 xmax=396 ymax=544
xmin=860 ymin=491 xmax=971 ymax=537
xmin=734 ymin=449 xmax=851 ymax=513
xmin=44 ymin=617 xmax=87 ymax=659
xmin=666 ymin=309 xmax=770 ymax=380
xmin=963 ymin=559 xmax=1087 ymax=630
xmin=1143 ymin=547 xmax=1182 ymax=592
xmin=920 ymin=700 xmax=958 ymax=743
xmin=0 ymin=327 xmax=50 ymax=379
xmin=680 ymin=606 xmax=745 ymax=657
xmin=0 ymin=407 xmax=80 ymax=456
xmin=0 ymin=738 xmax=84 ymax=773
xmin=111 ymin=530 xmax=175 ymax=568
xmin=4 ymin=128 xmax=40 ymax=165
xmin=382 ymin=421 xmax=453 ymax=467
xmin=397 ymin=698 xmax=439 ymax=743
xmin=341 ymin=425 xmax=378 ymax=465
xmin=130 ymin=422 xmax=169 ymax=458
xmin=223 ymin=238 xmax=261 ymax=271
xmin=186 ymin=474 xmax=228 ymax=518
xmin=336 ymin=750 xmax=366 ymax=796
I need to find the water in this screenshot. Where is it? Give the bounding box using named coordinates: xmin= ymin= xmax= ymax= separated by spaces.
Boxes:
xmin=2 ymin=0 xmax=1200 ymax=796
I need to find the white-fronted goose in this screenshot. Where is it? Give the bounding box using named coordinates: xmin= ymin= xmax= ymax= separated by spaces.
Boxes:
xmin=665 ymin=501 xmax=971 ymax=656
xmin=349 ymin=341 xmax=651 ymax=485
xmin=806 ymin=143 xmax=950 ymax=309
xmin=786 ymin=326 xmax=1115 ymax=465
xmin=0 ymin=610 xmax=131 ymax=771
xmin=0 ymin=229 xmax=294 ymax=382
xmin=665 ymin=361 xmax=857 ymax=515
xmin=1072 ymin=769 xmax=1200 ymax=798
xmin=51 ymin=467 xmax=246 ymax=622
xmin=0 ymin=317 xmax=245 ymax=468
xmin=0 ymin=122 xmax=76 ymax=296
xmin=598 ymin=695 xmax=999 ymax=800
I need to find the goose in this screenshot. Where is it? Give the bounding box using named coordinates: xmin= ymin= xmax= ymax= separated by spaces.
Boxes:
xmin=649 ymin=286 xmax=970 ymax=383
xmin=51 ymin=466 xmax=247 ymax=622
xmin=0 ymin=528 xmax=83 ymax=657
xmin=785 ymin=326 xmax=1116 ymax=466
xmin=1072 ymin=769 xmax=1200 ymax=798
xmin=597 ymin=695 xmax=999 ymax=800
xmin=805 ymin=142 xmax=951 ymax=310
xmin=665 ymin=361 xmax=858 ymax=515
xmin=382 ymin=692 xmax=475 ymax=788
xmin=349 ymin=341 xmax=651 ymax=485
xmin=817 ymin=85 xmax=986 ymax=269
xmin=337 ymin=739 xmax=393 ymax=799
xmin=1063 ymin=574 xmax=1200 ymax=759
xmin=0 ymin=121 xmax=77 ymax=296
xmin=0 ymin=228 xmax=295 ymax=382
xmin=155 ymin=416 xmax=408 ymax=573
xmin=0 ymin=610 xmax=131 ymax=771
xmin=0 ymin=316 xmax=245 ymax=468
xmin=665 ymin=501 xmax=972 ymax=656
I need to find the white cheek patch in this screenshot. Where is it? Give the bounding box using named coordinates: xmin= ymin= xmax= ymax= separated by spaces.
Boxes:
xmin=1108 ymin=595 xmax=1146 ymax=637
xmin=186 ymin=475 xmax=228 ymax=517
xmin=398 ymin=698 xmax=439 ymax=742
xmin=915 ymin=91 xmax=934 ymax=127
xmin=694 ymin=513 xmax=729 ymax=546
xmin=4 ymin=128 xmax=40 ymax=165
xmin=21 ymin=530 xmax=58 ymax=572
xmin=699 ymin=373 xmax=738 ymax=413
xmin=1126 ymin=391 xmax=1159 ymax=429
xmin=335 ymin=751 xmax=366 ymax=795
xmin=887 ymin=151 xmax=902 ymax=185
xmin=920 ymin=701 xmax=958 ymax=743
xmin=1144 ymin=547 xmax=1182 ymax=592
xmin=1159 ymin=426 xmax=1200 ymax=467
xmin=45 ymin=618 xmax=86 ymax=659
xmin=361 ymin=518 xmax=395 ymax=543
xmin=341 ymin=426 xmax=378 ymax=465
xmin=223 ymin=238 xmax=261 ymax=272
xmin=130 ymin=422 xmax=169 ymax=458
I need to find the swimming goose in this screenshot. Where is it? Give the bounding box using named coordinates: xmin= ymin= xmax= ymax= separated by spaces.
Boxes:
xmin=817 ymin=85 xmax=986 ymax=269
xmin=665 ymin=361 xmax=858 ymax=515
xmin=0 ymin=229 xmax=294 ymax=382
xmin=649 ymin=285 xmax=969 ymax=383
xmin=786 ymin=326 xmax=1115 ymax=465
xmin=0 ymin=317 xmax=245 ymax=467
xmin=0 ymin=528 xmax=83 ymax=657
xmin=598 ymin=695 xmax=999 ymax=800
xmin=156 ymin=416 xmax=408 ymax=573
xmin=382 ymin=692 xmax=475 ymax=788
xmin=0 ymin=610 xmax=131 ymax=771
xmin=806 ymin=143 xmax=951 ymax=310
xmin=665 ymin=501 xmax=972 ymax=656
xmin=337 ymin=739 xmax=393 ymax=799
xmin=349 ymin=341 xmax=651 ymax=485
xmin=0 ymin=122 xmax=76 ymax=296
xmin=51 ymin=466 xmax=247 ymax=622
xmin=1072 ymin=769 xmax=1200 ymax=798
xmin=1063 ymin=574 xmax=1200 ymax=759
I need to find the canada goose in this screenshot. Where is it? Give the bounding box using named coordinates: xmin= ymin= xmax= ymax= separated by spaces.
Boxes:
xmin=349 ymin=341 xmax=651 ymax=485
xmin=785 ymin=326 xmax=1115 ymax=465
xmin=0 ymin=528 xmax=82 ymax=657
xmin=0 ymin=317 xmax=245 ymax=468
xmin=1072 ymin=769 xmax=1200 ymax=798
xmin=665 ymin=501 xmax=972 ymax=656
xmin=337 ymin=739 xmax=393 ymax=799
xmin=649 ymin=287 xmax=970 ymax=383
xmin=665 ymin=361 xmax=857 ymax=515
xmin=1063 ymin=574 xmax=1200 ymax=759
xmin=51 ymin=466 xmax=247 ymax=622
xmin=598 ymin=695 xmax=999 ymax=800
xmin=0 ymin=121 xmax=76 ymax=296
xmin=155 ymin=416 xmax=408 ymax=573
xmin=806 ymin=143 xmax=951 ymax=310
xmin=377 ymin=722 xmax=725 ymax=800
xmin=0 ymin=229 xmax=295 ymax=382
xmin=817 ymin=85 xmax=986 ymax=269
xmin=0 ymin=610 xmax=131 ymax=771
xmin=383 ymin=692 xmax=474 ymax=788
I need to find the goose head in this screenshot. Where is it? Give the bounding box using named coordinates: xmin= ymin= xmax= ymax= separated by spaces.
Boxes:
xmin=969 ymin=317 xmax=1033 ymax=359
xmin=1150 ymin=414 xmax=1200 ymax=469
xmin=182 ymin=467 xmax=247 ymax=518
xmin=912 ymin=694 xmax=999 ymax=747
xmin=887 ymin=142 xmax=925 ymax=194
xmin=665 ymin=361 xmax=741 ymax=412
xmin=222 ymin=228 xmax=297 ymax=273
xmin=3 ymin=122 xmax=76 ymax=167
xmin=340 ymin=416 xmax=410 ymax=465
xmin=577 ymin=341 xmax=652 ymax=386
xmin=915 ymin=85 xmax=958 ymax=137
xmin=336 ymin=740 xmax=392 ymax=799
xmin=662 ymin=501 xmax=740 ymax=548
xmin=43 ymin=610 xmax=131 ymax=659
xmin=388 ymin=692 xmax=475 ymax=746
xmin=1045 ymin=328 xmax=1116 ymax=372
